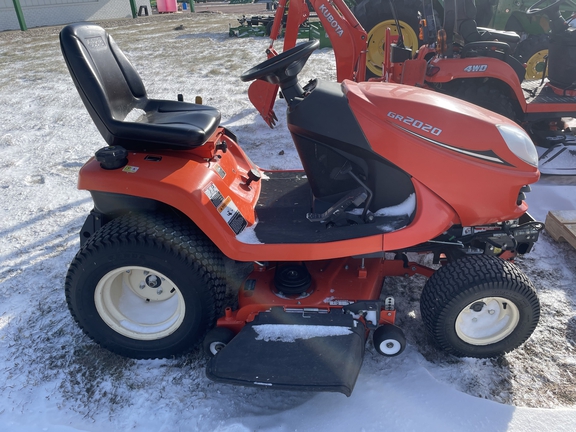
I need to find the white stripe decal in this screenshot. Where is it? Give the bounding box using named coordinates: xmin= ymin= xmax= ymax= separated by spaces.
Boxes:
xmin=393 ymin=124 xmax=510 ymax=165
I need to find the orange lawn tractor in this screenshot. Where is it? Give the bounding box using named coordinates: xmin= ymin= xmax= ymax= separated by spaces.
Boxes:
xmin=60 ymin=23 xmax=542 ymax=396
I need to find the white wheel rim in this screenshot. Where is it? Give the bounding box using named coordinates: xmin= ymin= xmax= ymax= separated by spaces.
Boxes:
xmin=455 ymin=297 xmax=520 ymax=345
xmin=379 ymin=338 xmax=402 ymax=355
xmin=209 ymin=341 xmax=226 ymax=355
xmin=94 ymin=266 xmax=185 ymax=340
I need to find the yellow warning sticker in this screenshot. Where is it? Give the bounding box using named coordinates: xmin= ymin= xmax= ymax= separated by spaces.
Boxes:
xmin=203 ymin=183 xmax=247 ymax=234
xmin=122 ymin=165 xmax=139 ymax=173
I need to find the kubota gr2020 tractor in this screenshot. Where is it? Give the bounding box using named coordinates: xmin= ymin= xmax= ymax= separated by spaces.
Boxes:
xmin=60 ymin=22 xmax=542 ymax=396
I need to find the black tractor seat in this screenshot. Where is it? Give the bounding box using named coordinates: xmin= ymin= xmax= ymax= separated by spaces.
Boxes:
xmin=451 ymin=0 xmax=521 ymax=45
xmin=60 ymin=23 xmax=220 ymax=151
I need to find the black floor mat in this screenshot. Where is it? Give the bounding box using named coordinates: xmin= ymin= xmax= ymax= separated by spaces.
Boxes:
xmin=254 ymin=171 xmax=410 ymax=244
xmin=524 ymin=79 xmax=576 ymax=105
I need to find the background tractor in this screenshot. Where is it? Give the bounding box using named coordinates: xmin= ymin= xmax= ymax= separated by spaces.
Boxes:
xmin=353 ymin=0 xmax=576 ymax=78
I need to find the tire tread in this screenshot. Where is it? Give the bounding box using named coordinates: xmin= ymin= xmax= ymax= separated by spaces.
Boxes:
xmin=65 ymin=212 xmax=226 ymax=358
xmin=420 ymin=255 xmax=540 ymax=357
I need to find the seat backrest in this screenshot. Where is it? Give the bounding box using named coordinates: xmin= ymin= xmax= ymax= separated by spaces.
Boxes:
xmin=60 ymin=23 xmax=147 ymax=139
xmin=456 ymin=0 xmax=480 ymax=42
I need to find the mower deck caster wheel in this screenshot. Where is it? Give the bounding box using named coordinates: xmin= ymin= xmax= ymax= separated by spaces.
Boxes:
xmin=203 ymin=327 xmax=235 ymax=356
xmin=373 ymin=324 xmax=406 ymax=356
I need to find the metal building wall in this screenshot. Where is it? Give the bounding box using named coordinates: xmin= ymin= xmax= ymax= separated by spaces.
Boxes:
xmin=1 ymin=0 xmax=152 ymax=31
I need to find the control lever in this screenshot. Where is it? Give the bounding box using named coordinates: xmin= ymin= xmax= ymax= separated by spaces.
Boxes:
xmin=307 ymin=187 xmax=367 ymax=223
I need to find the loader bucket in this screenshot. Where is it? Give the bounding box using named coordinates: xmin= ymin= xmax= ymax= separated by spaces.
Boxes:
xmin=248 ymin=79 xmax=279 ymax=128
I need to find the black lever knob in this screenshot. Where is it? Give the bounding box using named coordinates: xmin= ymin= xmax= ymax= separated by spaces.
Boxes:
xmin=245 ymin=168 xmax=262 ymax=186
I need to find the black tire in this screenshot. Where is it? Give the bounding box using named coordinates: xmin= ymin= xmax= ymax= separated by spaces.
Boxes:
xmin=373 ymin=324 xmax=406 ymax=356
xmin=451 ymin=79 xmax=519 ymax=122
xmin=420 ymin=255 xmax=540 ymax=358
xmin=65 ymin=212 xmax=226 ymax=359
xmin=203 ymin=327 xmax=235 ymax=356
xmin=514 ymin=34 xmax=549 ymax=80
xmin=352 ymin=0 xmax=422 ymax=78
xmin=352 ymin=0 xmax=421 ymax=41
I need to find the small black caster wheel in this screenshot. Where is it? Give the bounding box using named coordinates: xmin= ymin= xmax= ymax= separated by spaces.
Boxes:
xmin=373 ymin=324 xmax=406 ymax=356
xmin=203 ymin=327 xmax=235 ymax=356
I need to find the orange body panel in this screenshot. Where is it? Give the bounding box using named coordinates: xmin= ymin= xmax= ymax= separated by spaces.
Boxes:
xmin=383 ymin=179 xmax=458 ymax=251
xmin=343 ymin=80 xmax=539 ymax=226
xmin=526 ymin=101 xmax=576 ymax=114
xmin=79 ymin=129 xmax=386 ymax=262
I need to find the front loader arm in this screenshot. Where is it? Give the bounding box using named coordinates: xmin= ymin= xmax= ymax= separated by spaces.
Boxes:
xmin=280 ymin=0 xmax=368 ymax=82
xmin=283 ymin=0 xmax=310 ymax=51
xmin=318 ymin=0 xmax=367 ymax=83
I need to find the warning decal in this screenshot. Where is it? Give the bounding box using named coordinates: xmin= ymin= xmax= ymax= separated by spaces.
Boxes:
xmin=203 ymin=183 xmax=247 ymax=235
xmin=122 ymin=165 xmax=139 ymax=173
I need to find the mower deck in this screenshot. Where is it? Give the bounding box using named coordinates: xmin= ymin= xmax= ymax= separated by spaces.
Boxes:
xmin=254 ymin=171 xmax=410 ymax=243
xmin=206 ymin=307 xmax=366 ymax=396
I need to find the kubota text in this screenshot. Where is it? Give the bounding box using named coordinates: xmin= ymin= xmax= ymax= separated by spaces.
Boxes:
xmin=318 ymin=4 xmax=344 ymax=37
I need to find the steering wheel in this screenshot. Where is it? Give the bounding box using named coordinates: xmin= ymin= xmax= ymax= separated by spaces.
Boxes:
xmin=526 ymin=0 xmax=576 ymax=15
xmin=240 ymin=40 xmax=320 ymax=86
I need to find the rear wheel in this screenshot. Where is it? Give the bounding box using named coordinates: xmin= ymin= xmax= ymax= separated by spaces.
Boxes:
xmin=353 ymin=0 xmax=421 ymax=78
xmin=65 ymin=213 xmax=226 ymax=359
xmin=515 ymin=34 xmax=549 ymax=80
xmin=420 ymin=255 xmax=540 ymax=358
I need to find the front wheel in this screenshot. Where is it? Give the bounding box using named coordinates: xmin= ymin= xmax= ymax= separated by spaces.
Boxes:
xmin=65 ymin=213 xmax=226 ymax=359
xmin=420 ymin=255 xmax=540 ymax=358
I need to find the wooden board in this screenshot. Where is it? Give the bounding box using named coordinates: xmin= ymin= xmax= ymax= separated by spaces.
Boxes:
xmin=545 ymin=210 xmax=576 ymax=250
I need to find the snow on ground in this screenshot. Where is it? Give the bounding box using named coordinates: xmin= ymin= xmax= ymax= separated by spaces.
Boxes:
xmin=1 ymin=11 xmax=576 ymax=432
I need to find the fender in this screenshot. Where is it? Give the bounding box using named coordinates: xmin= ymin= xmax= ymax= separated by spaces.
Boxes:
xmin=425 ymin=56 xmax=528 ymax=112
xmin=383 ymin=179 xmax=458 ymax=251
xmin=78 ymin=129 xmax=386 ymax=262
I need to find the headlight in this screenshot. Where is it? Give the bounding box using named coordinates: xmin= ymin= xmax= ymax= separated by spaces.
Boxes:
xmin=496 ymin=124 xmax=539 ymax=167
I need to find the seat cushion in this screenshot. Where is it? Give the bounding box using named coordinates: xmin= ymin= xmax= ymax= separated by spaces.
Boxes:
xmin=108 ymin=99 xmax=221 ymax=150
